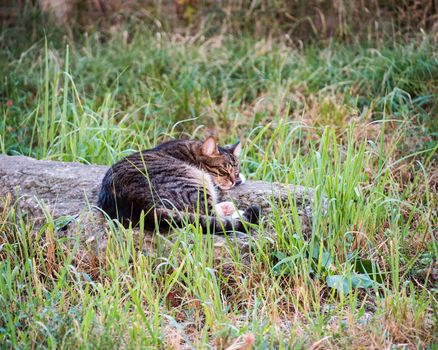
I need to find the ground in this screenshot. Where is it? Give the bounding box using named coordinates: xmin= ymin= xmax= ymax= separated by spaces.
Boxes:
xmin=0 ymin=8 xmax=437 ymax=349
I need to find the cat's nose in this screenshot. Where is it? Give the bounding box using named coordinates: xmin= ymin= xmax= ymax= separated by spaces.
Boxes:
xmin=235 ymin=177 xmax=242 ymax=186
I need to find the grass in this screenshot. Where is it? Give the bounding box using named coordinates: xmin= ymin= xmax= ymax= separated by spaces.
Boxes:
xmin=0 ymin=12 xmax=437 ymax=349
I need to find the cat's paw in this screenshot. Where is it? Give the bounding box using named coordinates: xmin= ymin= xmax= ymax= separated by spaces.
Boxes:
xmin=215 ymin=201 xmax=236 ymax=217
xmin=242 ymin=205 xmax=261 ymax=224
xmin=231 ymin=209 xmax=245 ymax=220
xmin=231 ymin=205 xmax=261 ymax=233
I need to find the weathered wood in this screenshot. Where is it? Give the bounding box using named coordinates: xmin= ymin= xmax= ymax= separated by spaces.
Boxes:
xmin=0 ymin=154 xmax=326 ymax=272
xmin=0 ymin=154 xmax=324 ymax=224
xmin=37 ymin=0 xmax=72 ymax=23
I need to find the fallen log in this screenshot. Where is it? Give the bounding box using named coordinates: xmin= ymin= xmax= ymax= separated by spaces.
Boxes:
xmin=0 ymin=154 xmax=327 ymax=274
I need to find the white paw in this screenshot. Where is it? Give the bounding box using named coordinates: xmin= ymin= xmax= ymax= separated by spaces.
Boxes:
xmin=231 ymin=210 xmax=245 ymax=220
xmin=215 ymin=201 xmax=237 ymax=217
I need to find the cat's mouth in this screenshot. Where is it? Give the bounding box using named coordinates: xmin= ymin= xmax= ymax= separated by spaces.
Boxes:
xmin=218 ymin=183 xmax=235 ymax=190
xmin=217 ymin=174 xmax=246 ymax=190
xmin=235 ymin=173 xmax=246 ymax=186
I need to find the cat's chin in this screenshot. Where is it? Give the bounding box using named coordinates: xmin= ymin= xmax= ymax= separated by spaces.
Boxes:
xmin=238 ymin=173 xmax=246 ymax=184
xmin=218 ymin=185 xmax=233 ymax=191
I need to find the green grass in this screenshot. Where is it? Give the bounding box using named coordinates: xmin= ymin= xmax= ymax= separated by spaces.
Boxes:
xmin=0 ymin=15 xmax=437 ymax=349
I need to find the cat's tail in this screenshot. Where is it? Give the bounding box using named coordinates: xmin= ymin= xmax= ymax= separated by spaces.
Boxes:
xmin=152 ymin=205 xmax=261 ymax=234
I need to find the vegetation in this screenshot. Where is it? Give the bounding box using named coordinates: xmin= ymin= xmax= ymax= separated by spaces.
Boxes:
xmin=0 ymin=5 xmax=437 ymax=349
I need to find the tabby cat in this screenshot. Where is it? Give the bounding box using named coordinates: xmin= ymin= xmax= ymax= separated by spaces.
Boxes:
xmin=97 ymin=137 xmax=260 ymax=232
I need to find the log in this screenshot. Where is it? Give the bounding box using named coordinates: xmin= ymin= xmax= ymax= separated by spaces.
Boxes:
xmin=0 ymin=155 xmax=327 ymax=274
xmin=37 ymin=0 xmax=72 ymax=23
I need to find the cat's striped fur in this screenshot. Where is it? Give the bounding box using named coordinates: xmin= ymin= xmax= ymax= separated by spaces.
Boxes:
xmin=97 ymin=137 xmax=260 ymax=232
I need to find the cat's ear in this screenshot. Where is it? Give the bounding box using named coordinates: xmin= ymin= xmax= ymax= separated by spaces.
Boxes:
xmin=230 ymin=140 xmax=242 ymax=157
xmin=201 ymin=136 xmax=218 ymax=156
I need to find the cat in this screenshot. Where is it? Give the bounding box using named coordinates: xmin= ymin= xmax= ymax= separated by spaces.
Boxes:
xmin=97 ymin=137 xmax=260 ymax=233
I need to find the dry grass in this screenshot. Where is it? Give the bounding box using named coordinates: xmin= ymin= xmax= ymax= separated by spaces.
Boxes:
xmin=0 ymin=9 xmax=437 ymax=348
xmin=2 ymin=1 xmax=438 ymax=42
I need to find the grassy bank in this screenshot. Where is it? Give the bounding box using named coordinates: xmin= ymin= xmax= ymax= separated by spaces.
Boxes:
xmin=0 ymin=16 xmax=437 ymax=349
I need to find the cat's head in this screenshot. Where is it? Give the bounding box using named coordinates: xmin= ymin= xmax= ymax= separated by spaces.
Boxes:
xmin=197 ymin=136 xmax=244 ymax=190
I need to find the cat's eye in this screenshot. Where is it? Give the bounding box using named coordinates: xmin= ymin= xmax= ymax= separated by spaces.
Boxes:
xmin=217 ymin=169 xmax=228 ymax=176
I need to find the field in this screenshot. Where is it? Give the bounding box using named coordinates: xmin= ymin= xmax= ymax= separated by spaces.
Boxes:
xmin=0 ymin=7 xmax=437 ymax=349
